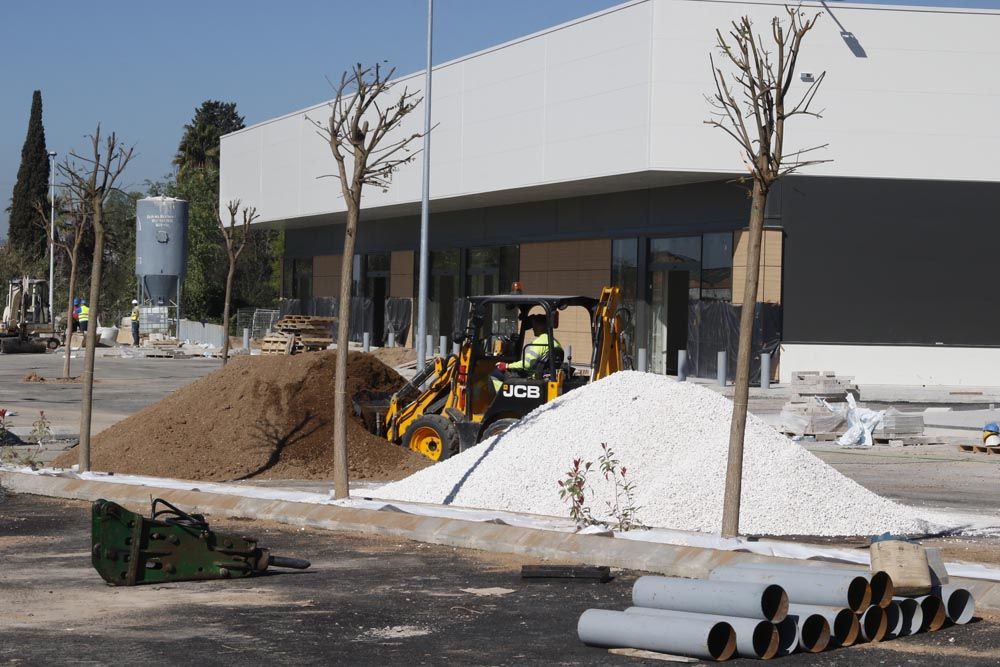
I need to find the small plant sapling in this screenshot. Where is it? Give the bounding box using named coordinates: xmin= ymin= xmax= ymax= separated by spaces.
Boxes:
xmin=558 ymin=458 xmax=595 ymax=528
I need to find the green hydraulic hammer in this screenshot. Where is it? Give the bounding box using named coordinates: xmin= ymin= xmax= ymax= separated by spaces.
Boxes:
xmin=91 ymin=498 xmax=310 ymax=586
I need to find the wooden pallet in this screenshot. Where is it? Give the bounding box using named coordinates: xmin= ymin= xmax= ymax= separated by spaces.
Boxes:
xmin=299 ymin=337 xmax=332 ymax=351
xmin=260 ymin=333 xmax=295 ymax=355
xmin=958 ymin=444 xmax=1000 ymax=454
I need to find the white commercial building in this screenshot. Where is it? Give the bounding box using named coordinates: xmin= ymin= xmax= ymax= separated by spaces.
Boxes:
xmin=221 ymin=0 xmax=1000 ymax=386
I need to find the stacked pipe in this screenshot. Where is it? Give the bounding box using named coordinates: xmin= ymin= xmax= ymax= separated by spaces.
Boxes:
xmin=577 ymin=564 xmax=976 ymax=661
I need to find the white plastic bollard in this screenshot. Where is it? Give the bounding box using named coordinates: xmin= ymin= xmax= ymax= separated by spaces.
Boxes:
xmin=760 ymin=352 xmax=771 ymax=390
xmin=452 ymin=341 xmax=460 ymax=355
xmin=439 ymin=335 xmax=447 ymax=358
xmin=717 ymin=351 xmax=727 ymax=386
xmin=426 ymin=334 xmax=434 ymax=358
xmin=637 ymin=348 xmax=647 ymax=372
xmin=387 ymin=331 xmax=395 ymax=348
xmin=362 ymin=331 xmax=370 ymax=353
xmin=678 ymin=349 xmax=688 ymax=382
xmin=242 ymin=328 xmax=250 ymax=350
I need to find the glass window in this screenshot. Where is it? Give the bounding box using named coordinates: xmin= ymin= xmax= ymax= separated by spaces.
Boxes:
xmin=366 ymin=252 xmax=390 ymax=274
xmin=701 ymin=232 xmax=733 ymax=302
xmin=649 ymin=236 xmax=701 ymax=267
xmin=466 ymin=245 xmax=519 ymax=297
xmin=286 ymin=257 xmax=312 ymax=300
xmin=611 ymin=238 xmax=638 ymax=305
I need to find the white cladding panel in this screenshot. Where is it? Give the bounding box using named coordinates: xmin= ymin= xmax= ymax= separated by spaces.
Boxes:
xmin=649 ymin=1 xmax=1000 ymax=181
xmin=220 ymin=0 xmax=1000 ymax=224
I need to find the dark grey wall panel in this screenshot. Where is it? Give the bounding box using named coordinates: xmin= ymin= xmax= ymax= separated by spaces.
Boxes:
xmin=782 ymin=176 xmax=1000 ymax=347
xmin=286 ymin=179 xmax=750 ymax=256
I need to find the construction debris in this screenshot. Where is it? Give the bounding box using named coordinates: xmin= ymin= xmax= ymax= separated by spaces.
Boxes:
xmin=260 ymin=316 xmax=335 ymax=355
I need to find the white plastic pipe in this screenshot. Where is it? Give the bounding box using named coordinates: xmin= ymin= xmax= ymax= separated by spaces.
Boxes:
xmin=891 ymin=597 xmax=924 ymax=637
xmin=577 ymin=608 xmax=736 ymax=661
xmin=937 ymin=585 xmax=975 ymax=625
xmin=830 ymin=567 xmax=895 ymax=608
xmin=632 ymin=575 xmax=788 ymax=622
xmin=914 ymin=594 xmax=947 ymax=631
xmin=788 ymin=603 xmax=860 ymax=648
xmin=883 ymin=600 xmax=903 ymax=638
xmin=710 ymin=565 xmax=871 ymax=611
xmin=779 ymin=611 xmax=831 ymax=654
xmin=625 ymin=607 xmax=778 ymax=660
xmin=857 ymin=605 xmax=888 ymax=643
xmin=774 ymin=616 xmax=798 ymax=656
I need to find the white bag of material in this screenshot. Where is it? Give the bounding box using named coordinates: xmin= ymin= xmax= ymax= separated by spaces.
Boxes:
xmin=837 ymin=394 xmax=884 ymax=448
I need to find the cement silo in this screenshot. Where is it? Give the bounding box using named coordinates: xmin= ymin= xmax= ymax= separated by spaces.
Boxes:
xmin=136 ymin=197 xmax=188 ymax=332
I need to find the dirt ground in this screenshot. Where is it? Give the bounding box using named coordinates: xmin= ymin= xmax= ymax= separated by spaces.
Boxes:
xmin=2 ymin=494 xmax=999 ymax=666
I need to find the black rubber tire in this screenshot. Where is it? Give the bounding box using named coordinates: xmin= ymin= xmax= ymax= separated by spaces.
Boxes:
xmin=480 ymin=417 xmax=519 ymax=442
xmin=404 ymin=414 xmax=460 ymax=462
xmin=46 ymin=338 xmax=60 ymax=350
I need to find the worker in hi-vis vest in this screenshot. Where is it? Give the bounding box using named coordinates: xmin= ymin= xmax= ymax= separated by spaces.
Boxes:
xmin=492 ymin=314 xmax=562 ymax=388
xmin=78 ymin=300 xmax=90 ymax=333
xmin=130 ymin=299 xmax=140 ymax=346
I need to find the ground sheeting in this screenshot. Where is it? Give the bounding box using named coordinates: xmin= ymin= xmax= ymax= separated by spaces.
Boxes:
xmin=373 ymin=372 xmax=932 ymax=537
xmin=53 ymin=351 xmax=429 ymax=481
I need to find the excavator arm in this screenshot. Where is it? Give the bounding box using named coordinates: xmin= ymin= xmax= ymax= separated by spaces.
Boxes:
xmin=384 ymin=355 xmax=459 ymax=443
xmin=590 ymin=286 xmax=632 ymax=382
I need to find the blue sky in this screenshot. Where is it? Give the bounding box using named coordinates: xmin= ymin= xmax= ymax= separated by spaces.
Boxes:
xmin=1 ymin=0 xmax=998 ymax=236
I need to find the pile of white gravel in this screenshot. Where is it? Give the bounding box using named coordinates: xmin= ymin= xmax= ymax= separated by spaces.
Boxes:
xmin=372 ymin=372 xmax=931 ymax=537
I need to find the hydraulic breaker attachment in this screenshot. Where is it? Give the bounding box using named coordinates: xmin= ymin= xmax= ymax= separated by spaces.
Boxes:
xmin=91 ymin=498 xmax=310 ymax=586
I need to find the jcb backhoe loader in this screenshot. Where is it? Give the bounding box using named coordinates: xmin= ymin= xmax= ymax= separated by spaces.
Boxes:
xmin=374 ymin=286 xmax=632 ymax=461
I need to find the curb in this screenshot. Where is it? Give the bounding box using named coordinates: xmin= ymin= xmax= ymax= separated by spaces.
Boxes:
xmin=3 ymin=470 xmax=998 ymax=612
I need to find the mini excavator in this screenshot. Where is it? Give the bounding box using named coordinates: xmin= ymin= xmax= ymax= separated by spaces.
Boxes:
xmin=368 ymin=286 xmax=632 ymax=462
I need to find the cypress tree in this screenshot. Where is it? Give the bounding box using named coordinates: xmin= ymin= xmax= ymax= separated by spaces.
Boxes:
xmin=7 ymin=90 xmax=51 ymax=262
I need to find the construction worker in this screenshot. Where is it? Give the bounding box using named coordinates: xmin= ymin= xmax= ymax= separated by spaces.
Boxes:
xmin=72 ymin=297 xmax=81 ymax=332
xmin=493 ymin=314 xmax=561 ymax=386
xmin=78 ymin=299 xmax=90 ymax=333
xmin=130 ymin=299 xmax=140 ymax=346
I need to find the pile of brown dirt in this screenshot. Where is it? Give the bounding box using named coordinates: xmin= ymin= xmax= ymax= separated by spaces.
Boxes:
xmin=371 ymin=347 xmax=416 ymax=368
xmin=53 ymin=351 xmax=430 ymax=482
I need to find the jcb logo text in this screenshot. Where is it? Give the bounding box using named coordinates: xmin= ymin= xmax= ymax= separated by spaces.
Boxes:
xmin=502 ymin=384 xmax=541 ymax=399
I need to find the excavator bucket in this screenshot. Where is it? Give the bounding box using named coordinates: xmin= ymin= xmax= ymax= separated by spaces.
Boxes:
xmin=0 ymin=337 xmax=46 ymax=354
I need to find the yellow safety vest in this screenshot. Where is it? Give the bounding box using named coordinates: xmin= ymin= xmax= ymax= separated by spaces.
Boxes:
xmin=131 ymin=307 xmax=139 ymax=322
xmin=78 ymin=305 xmax=90 ymax=322
xmin=508 ymin=332 xmax=561 ymax=371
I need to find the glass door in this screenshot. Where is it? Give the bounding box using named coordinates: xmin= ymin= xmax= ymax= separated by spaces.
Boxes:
xmin=646 ymin=236 xmax=701 ymax=375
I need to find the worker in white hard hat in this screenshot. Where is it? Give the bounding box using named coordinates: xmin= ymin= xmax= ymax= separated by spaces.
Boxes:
xmin=130 ymin=299 xmax=140 ymax=347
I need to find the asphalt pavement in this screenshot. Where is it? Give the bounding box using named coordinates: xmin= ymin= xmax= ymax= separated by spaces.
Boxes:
xmin=2 ymin=494 xmax=998 ymax=666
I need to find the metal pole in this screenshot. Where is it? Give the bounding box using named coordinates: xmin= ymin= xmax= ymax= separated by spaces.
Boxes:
xmin=760 ymin=352 xmax=771 ymax=390
xmin=48 ymin=151 xmax=56 ymax=325
xmin=387 ymin=331 xmax=395 ymax=348
xmin=439 ymin=334 xmax=446 ymax=358
xmin=426 ymin=334 xmax=434 ymax=359
xmin=717 ymin=350 xmax=727 ymax=386
xmin=637 ymin=348 xmax=647 ymax=372
xmin=363 ymin=331 xmax=371 ymax=353
xmin=243 ymin=327 xmax=250 ymax=351
xmin=415 ymin=0 xmax=434 ymax=369
xmin=678 ymin=349 xmax=688 ymax=382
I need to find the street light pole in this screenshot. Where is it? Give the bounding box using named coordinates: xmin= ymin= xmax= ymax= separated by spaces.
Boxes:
xmin=48 ymin=150 xmax=57 ymax=325
xmin=415 ymin=0 xmax=433 ymax=369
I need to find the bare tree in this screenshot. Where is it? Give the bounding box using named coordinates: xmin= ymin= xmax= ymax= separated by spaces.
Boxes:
xmin=706 ymin=8 xmax=828 ymax=537
xmin=59 ymin=127 xmax=134 ymax=472
xmin=216 ymin=199 xmax=258 ymax=366
xmin=311 ymin=63 xmax=424 ymax=499
xmin=34 ymin=190 xmax=92 ymax=379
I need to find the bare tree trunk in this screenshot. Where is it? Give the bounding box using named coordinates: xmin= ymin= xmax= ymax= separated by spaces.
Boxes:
xmin=332 ymin=203 xmax=359 ymax=500
xmin=62 ymin=256 xmax=77 ymax=378
xmin=79 ymin=220 xmax=104 ymax=472
xmin=720 ymin=178 xmax=767 ymax=538
xmin=220 ymin=262 xmax=235 ymax=366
